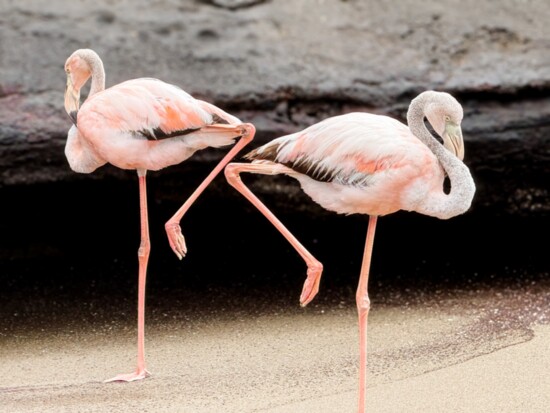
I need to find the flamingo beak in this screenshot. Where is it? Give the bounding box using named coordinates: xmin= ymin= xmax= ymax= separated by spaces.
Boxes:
xmin=64 ymin=75 xmax=80 ymax=125
xmin=443 ymin=122 xmax=465 ymax=161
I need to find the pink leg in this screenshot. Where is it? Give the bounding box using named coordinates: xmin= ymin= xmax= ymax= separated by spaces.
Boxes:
xmin=166 ymin=123 xmax=255 ymax=259
xmin=356 ymin=216 xmax=377 ymax=412
xmin=224 ymin=162 xmax=323 ymax=306
xmin=105 ymin=171 xmax=151 ymax=383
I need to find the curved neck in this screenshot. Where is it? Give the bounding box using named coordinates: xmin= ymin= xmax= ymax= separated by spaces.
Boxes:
xmin=406 ymin=94 xmax=476 ymax=219
xmin=86 ymin=53 xmax=106 ymax=97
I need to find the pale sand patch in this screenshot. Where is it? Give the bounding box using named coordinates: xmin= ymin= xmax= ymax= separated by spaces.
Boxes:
xmin=267 ymin=325 xmax=550 ymax=413
xmin=1 ymin=300 xmax=545 ymax=413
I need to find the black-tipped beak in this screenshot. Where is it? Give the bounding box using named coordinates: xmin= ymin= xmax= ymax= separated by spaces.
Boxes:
xmin=64 ymin=76 xmax=79 ymax=126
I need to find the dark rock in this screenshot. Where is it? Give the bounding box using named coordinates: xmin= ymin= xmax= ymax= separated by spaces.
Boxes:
xmin=0 ymin=0 xmax=548 ymax=217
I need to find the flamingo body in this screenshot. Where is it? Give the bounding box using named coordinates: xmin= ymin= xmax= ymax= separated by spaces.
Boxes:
xmin=66 ymin=78 xmax=241 ymax=173
xmin=246 ymin=112 xmax=446 ymax=217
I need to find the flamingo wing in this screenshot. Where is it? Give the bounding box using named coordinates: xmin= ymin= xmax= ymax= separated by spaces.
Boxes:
xmin=79 ymin=78 xmax=240 ymax=141
xmin=246 ymin=112 xmax=426 ymax=187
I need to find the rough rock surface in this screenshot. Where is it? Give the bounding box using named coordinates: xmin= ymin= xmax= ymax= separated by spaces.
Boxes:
xmin=0 ymin=0 xmax=549 ymax=216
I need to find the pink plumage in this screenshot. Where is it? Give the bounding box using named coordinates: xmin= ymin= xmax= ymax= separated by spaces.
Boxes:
xmin=245 ymin=112 xmax=446 ymax=216
xmin=66 ymin=78 xmax=242 ymax=173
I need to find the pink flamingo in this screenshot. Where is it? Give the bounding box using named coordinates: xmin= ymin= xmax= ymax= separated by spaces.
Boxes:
xmin=63 ymin=48 xmax=255 ymax=382
xmin=224 ymin=91 xmax=475 ymax=412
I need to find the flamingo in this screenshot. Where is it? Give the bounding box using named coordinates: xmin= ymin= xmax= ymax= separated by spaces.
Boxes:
xmin=224 ymin=90 xmax=475 ymax=412
xmin=63 ymin=48 xmax=255 ymax=382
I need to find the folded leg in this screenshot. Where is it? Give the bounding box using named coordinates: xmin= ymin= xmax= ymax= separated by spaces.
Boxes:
xmin=165 ymin=123 xmax=255 ymax=259
xmin=224 ymin=162 xmax=323 ymax=306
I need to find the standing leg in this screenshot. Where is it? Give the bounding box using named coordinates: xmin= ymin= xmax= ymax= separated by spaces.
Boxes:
xmin=166 ymin=123 xmax=255 ymax=259
xmin=105 ymin=170 xmax=151 ymax=382
xmin=225 ymin=162 xmax=323 ymax=306
xmin=356 ymin=216 xmax=377 ymax=412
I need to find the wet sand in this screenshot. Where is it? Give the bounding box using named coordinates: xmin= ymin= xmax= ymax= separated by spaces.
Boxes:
xmin=1 ymin=286 xmax=548 ymax=413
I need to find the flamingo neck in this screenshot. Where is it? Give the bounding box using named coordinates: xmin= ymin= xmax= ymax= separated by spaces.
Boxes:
xmin=78 ymin=49 xmax=106 ymax=97
xmin=406 ymin=92 xmax=476 ymax=219
xmin=87 ymin=56 xmax=105 ymax=97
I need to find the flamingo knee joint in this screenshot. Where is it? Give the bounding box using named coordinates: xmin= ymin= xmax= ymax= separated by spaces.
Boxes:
xmin=224 ymin=164 xmax=241 ymax=183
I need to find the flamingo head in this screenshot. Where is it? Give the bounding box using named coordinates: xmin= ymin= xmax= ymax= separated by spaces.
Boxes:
xmin=424 ymin=93 xmax=465 ymax=160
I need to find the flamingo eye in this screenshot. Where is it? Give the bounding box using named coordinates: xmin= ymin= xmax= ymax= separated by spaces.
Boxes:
xmin=444 ymin=115 xmax=451 ymax=122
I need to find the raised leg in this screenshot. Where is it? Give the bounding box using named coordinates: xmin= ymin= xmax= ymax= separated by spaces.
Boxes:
xmin=224 ymin=162 xmax=323 ymax=306
xmin=165 ymin=123 xmax=255 ymax=259
xmin=105 ymin=170 xmax=151 ymax=382
xmin=356 ymin=216 xmax=377 ymax=412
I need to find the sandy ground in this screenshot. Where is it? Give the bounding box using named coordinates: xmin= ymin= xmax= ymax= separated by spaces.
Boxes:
xmin=1 ymin=290 xmax=548 ymax=413
xmin=0 ymin=184 xmax=547 ymax=413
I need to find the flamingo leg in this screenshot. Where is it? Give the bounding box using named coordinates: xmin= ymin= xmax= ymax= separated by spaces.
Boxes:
xmin=105 ymin=171 xmax=151 ymax=383
xmin=224 ymin=162 xmax=323 ymax=306
xmin=356 ymin=215 xmax=377 ymax=412
xmin=165 ymin=123 xmax=255 ymax=259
